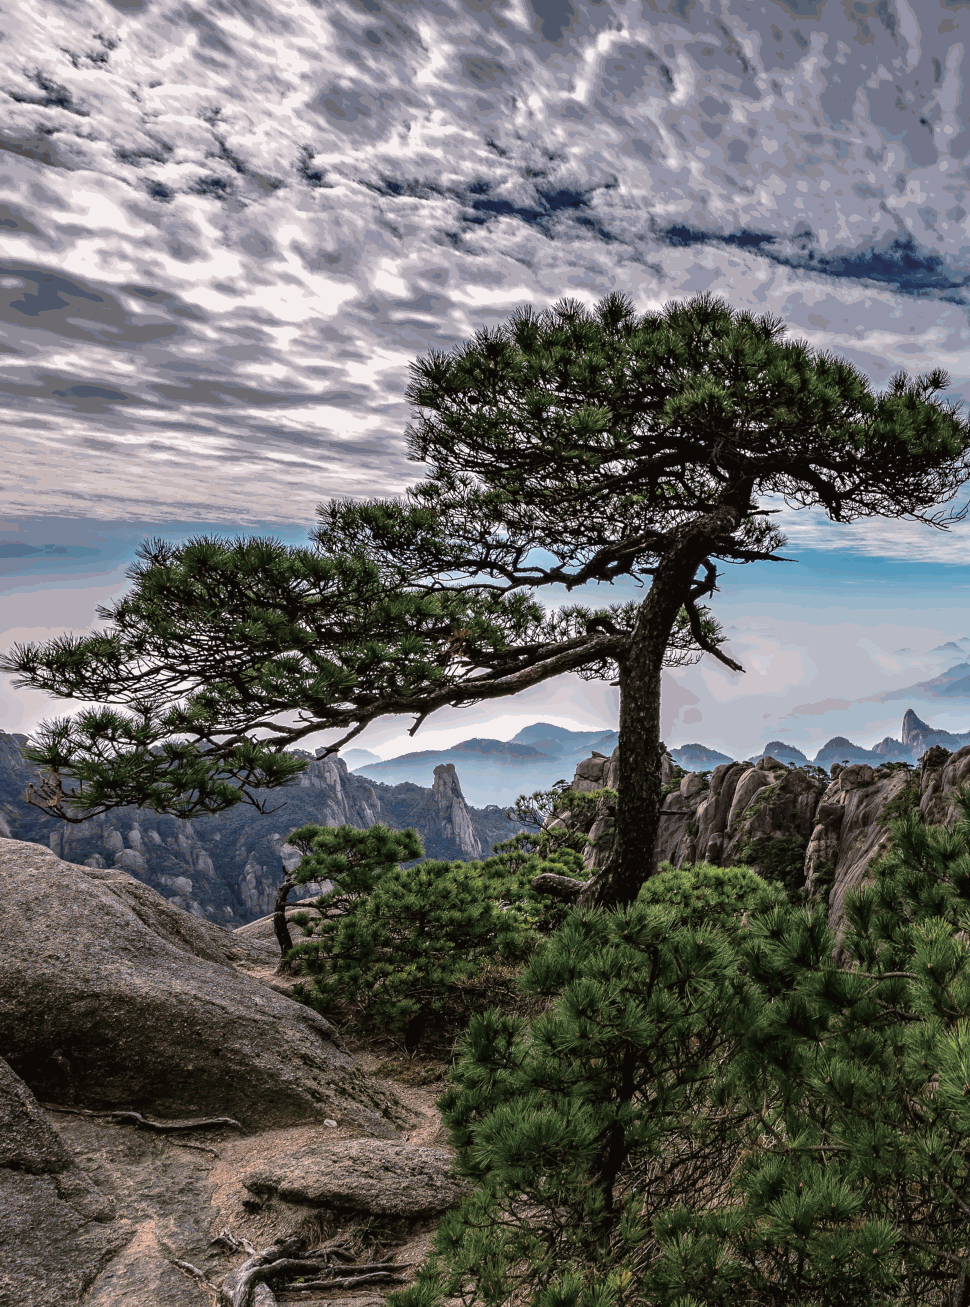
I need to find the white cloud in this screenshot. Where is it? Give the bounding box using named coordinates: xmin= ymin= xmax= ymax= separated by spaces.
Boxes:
xmin=0 ymin=0 xmax=968 ymax=524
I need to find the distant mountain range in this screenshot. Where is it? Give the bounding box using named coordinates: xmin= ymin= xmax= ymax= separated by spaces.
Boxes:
xmin=668 ymin=708 xmax=970 ymax=772
xmin=344 ymin=701 xmax=970 ymax=793
xmin=0 ymin=731 xmax=525 ymax=926
xmin=342 ymin=723 xmax=620 ymax=807
xmin=874 ymin=663 xmax=970 ymax=702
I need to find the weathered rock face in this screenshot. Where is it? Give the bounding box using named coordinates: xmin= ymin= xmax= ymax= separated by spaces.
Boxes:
xmin=901 ymin=709 xmax=970 ymax=760
xmin=0 ymin=1056 xmax=128 ymax=1307
xmin=0 ymin=839 xmax=409 ymax=1134
xmin=0 ymin=731 xmax=523 ymax=925
xmin=243 ymin=1138 xmax=473 ymax=1217
xmin=545 ymin=744 xmax=970 ymax=932
xmin=421 ymin=763 xmax=482 ymax=859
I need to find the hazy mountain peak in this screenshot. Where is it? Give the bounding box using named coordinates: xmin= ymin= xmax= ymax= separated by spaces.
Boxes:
xmin=902 ymin=709 xmax=933 ymax=743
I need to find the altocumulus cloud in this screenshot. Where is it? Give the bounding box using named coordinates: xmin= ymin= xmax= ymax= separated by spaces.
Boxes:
xmin=2 ymin=0 xmax=970 ymax=558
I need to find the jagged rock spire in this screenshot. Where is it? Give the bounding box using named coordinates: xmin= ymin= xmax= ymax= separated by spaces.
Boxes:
xmin=901 ymin=708 xmax=932 ymax=746
xmin=427 ymin=764 xmax=482 ymax=859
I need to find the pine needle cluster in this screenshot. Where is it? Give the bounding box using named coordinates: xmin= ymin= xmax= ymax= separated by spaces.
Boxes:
xmin=283 ymin=822 xmax=586 ymax=1052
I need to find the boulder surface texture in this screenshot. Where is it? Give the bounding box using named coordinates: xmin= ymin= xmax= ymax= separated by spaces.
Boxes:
xmin=243 ymin=1138 xmax=473 ymax=1216
xmin=0 ymin=839 xmax=405 ymax=1134
xmin=0 ymin=1055 xmax=127 ymax=1307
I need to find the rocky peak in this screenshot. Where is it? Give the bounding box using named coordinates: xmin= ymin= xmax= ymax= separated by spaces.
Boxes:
xmin=422 ymin=764 xmax=482 ymax=860
xmin=902 ymin=709 xmax=933 ymax=747
xmin=0 ymin=731 xmax=520 ymax=924
xmin=757 ymin=741 xmax=809 ymax=765
xmin=551 ymin=741 xmax=970 ymax=937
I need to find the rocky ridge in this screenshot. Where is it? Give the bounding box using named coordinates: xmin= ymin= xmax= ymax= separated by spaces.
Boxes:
xmin=670 ymin=709 xmax=970 ymax=772
xmin=545 ymin=742 xmax=970 ymax=930
xmin=0 ymin=732 xmax=523 ymax=925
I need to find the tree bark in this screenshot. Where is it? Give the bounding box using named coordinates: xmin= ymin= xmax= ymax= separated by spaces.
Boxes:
xmin=273 ymin=875 xmax=295 ymax=966
xmin=581 ymin=496 xmax=749 ymax=910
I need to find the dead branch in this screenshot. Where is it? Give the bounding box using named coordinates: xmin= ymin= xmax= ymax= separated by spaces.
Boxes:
xmin=219 ymin=1237 xmax=321 ymax=1307
xmin=530 ymin=871 xmax=587 ymax=899
xmin=170 ymin=1258 xmax=219 ymax=1298
xmin=295 ymin=1270 xmax=409 ymax=1289
xmin=212 ymin=1228 xmax=256 ymax=1256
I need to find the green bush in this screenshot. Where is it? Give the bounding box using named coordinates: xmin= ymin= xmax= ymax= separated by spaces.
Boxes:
xmin=737 ymin=833 xmax=809 ymax=898
xmin=504 ymin=782 xmax=619 ymax=863
xmin=640 ymin=860 xmax=775 ymax=934
xmin=285 ymin=823 xmax=587 ymax=1051
xmin=392 ymin=796 xmax=970 ymax=1307
xmin=392 ymin=895 xmax=761 ymax=1307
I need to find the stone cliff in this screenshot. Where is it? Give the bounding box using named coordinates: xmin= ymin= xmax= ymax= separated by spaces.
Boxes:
xmin=0 ymin=733 xmax=521 ymax=925
xmin=546 ymin=743 xmax=970 ymax=930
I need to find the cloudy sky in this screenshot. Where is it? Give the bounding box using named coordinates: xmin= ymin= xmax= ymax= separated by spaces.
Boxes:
xmin=4 ymin=0 xmax=970 ymax=767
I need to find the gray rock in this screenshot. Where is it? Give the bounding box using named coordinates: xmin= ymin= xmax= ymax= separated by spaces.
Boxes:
xmin=243 ymin=1138 xmax=473 ymax=1216
xmin=726 ymin=767 xmax=772 ymax=831
xmin=424 ymin=763 xmax=482 ymax=858
xmin=0 ymin=839 xmax=409 ymax=1134
xmin=0 ymin=1056 xmax=127 ymax=1307
xmin=233 ymin=896 xmax=328 ymax=951
xmin=695 ymin=762 xmax=747 ymax=861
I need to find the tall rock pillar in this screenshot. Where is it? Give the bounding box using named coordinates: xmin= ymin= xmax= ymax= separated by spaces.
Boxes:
xmin=427 ymin=764 xmax=482 ymax=859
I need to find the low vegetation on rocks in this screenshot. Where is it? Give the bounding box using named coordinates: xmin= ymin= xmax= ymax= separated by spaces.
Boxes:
xmin=383 ymin=789 xmax=970 ymax=1307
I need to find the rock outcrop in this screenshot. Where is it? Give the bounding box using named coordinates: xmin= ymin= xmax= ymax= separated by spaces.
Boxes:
xmin=422 ymin=763 xmax=482 ymax=859
xmin=544 ymin=743 xmax=970 ymax=932
xmin=0 ymin=732 xmax=523 ymax=925
xmin=0 ymin=839 xmax=409 ymax=1134
xmin=0 ymin=1057 xmax=127 ymax=1307
xmin=243 ymin=1139 xmax=473 ymax=1217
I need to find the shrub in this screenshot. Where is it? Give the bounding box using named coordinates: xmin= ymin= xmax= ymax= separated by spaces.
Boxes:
xmin=394 ymin=798 xmax=970 ymax=1307
xmin=504 ymin=783 xmax=619 ymax=861
xmin=641 ymin=860 xmax=776 ymax=935
xmin=737 ymin=833 xmax=808 ymax=898
xmin=655 ymin=802 xmax=970 ymax=1306
xmin=286 ymin=824 xmax=587 ymax=1051
xmin=392 ymin=897 xmax=767 ymax=1307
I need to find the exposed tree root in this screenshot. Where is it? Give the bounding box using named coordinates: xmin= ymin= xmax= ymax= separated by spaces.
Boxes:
xmin=217 ymin=1234 xmax=411 ymax=1307
xmin=41 ymin=1103 xmax=241 ymax=1132
xmin=170 ymin=1257 xmax=219 ymax=1297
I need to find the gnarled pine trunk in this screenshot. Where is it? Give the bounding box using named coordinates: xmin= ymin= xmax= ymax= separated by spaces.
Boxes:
xmin=580 ymin=495 xmax=749 ymax=910
xmin=273 ymin=875 xmax=296 ymax=968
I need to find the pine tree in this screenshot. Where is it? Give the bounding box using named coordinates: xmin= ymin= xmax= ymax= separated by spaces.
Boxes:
xmin=397 ymin=874 xmax=775 ymax=1307
xmin=282 ymin=821 xmax=585 ymax=1052
xmin=661 ymin=795 xmax=970 ymax=1306
xmin=5 ymin=295 xmax=970 ymax=907
xmin=397 ymin=802 xmax=970 ymax=1307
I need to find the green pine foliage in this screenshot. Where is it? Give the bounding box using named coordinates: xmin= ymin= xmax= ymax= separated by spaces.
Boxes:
xmin=504 ymin=782 xmax=619 ymax=861
xmin=284 ymin=822 xmax=587 ymax=1051
xmin=736 ymin=834 xmax=810 ymax=898
xmin=402 ymin=890 xmax=765 ymax=1307
xmin=640 ymin=861 xmax=776 ymax=935
xmin=391 ymin=798 xmax=970 ymax=1307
